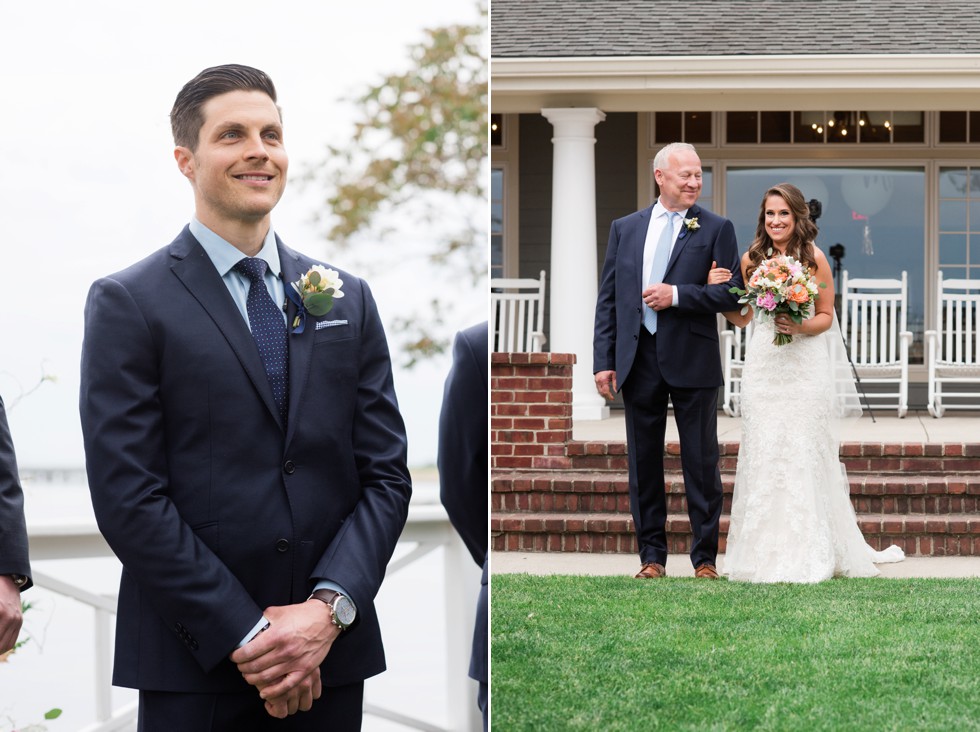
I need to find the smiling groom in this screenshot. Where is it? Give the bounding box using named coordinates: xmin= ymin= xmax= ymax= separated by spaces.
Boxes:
xmin=80 ymin=64 xmax=411 ymax=731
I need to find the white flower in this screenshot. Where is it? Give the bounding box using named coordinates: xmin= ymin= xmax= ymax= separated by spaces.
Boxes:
xmin=299 ymin=265 xmax=344 ymax=298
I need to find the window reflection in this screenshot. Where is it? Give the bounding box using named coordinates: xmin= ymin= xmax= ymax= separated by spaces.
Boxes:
xmin=727 ymin=167 xmax=926 ymax=362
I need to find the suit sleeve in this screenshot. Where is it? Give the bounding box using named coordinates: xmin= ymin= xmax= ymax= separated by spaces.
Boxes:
xmin=0 ymin=397 xmax=31 ymax=590
xmin=310 ymin=280 xmax=412 ymax=609
xmin=80 ymin=277 xmax=262 ymax=671
xmin=438 ymin=326 xmax=489 ymax=567
xmin=593 ymin=219 xmax=622 ymax=374
xmin=675 ymin=217 xmax=743 ymax=314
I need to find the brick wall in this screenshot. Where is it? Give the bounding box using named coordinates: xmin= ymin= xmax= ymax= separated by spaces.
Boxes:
xmin=491 ymin=352 xmax=575 ymax=471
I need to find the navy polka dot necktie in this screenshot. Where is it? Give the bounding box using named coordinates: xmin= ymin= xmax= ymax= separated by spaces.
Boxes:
xmin=233 ymin=257 xmax=288 ymax=423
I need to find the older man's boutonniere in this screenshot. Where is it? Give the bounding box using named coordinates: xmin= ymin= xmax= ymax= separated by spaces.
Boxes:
xmin=677 ymin=216 xmax=700 ymax=240
xmin=284 ymin=265 xmax=344 ymax=334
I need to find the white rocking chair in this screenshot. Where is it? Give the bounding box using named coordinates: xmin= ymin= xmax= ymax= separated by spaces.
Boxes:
xmin=840 ymin=270 xmax=913 ymax=418
xmin=925 ymin=270 xmax=980 ymax=417
xmin=491 ymin=270 xmax=547 ymax=353
xmin=720 ymin=319 xmax=755 ymax=417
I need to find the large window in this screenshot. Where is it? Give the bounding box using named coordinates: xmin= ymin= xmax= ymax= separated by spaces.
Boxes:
xmin=491 ymin=167 xmax=504 ymax=279
xmin=652 ymin=111 xmax=713 ymax=144
xmin=726 ymin=167 xmax=926 ymax=360
xmin=938 ymin=167 xmax=980 ymax=280
xmin=726 ymin=111 xmax=924 ymax=144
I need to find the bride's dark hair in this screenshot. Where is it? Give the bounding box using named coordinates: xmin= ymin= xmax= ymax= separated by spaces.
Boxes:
xmin=746 ymin=183 xmax=819 ymax=273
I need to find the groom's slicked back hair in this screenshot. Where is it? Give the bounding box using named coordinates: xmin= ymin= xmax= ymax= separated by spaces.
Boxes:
xmin=170 ymin=64 xmax=279 ymax=151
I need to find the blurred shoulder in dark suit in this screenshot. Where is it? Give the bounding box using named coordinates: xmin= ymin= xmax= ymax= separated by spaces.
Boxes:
xmin=438 ymin=321 xmax=488 ymax=730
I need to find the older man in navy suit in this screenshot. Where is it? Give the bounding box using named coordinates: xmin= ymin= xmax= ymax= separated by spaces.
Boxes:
xmin=593 ymin=143 xmax=741 ymax=581
xmin=0 ymin=396 xmax=31 ymax=655
xmin=438 ymin=321 xmax=488 ymax=730
xmin=80 ymin=65 xmax=411 ymax=731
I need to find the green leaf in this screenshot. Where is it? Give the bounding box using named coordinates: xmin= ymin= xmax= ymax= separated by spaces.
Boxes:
xmin=45 ymin=709 xmax=63 ymax=719
xmin=307 ymin=271 xmax=321 ymax=287
xmin=303 ymin=292 xmax=335 ymax=317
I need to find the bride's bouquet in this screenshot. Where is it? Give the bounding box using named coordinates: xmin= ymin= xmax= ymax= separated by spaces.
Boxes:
xmin=730 ymin=253 xmax=824 ymax=345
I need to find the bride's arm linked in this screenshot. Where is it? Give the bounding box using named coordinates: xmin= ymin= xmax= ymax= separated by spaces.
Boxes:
xmin=707 ymin=254 xmax=753 ymax=328
xmin=773 ymin=247 xmax=834 ymax=339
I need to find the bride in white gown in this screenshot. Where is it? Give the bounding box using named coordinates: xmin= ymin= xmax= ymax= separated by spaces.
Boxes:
xmin=710 ymin=183 xmax=904 ymax=583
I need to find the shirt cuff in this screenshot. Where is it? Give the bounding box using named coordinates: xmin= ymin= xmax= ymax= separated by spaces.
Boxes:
xmin=671 ymin=285 xmax=679 ymax=307
xmin=313 ymin=580 xmax=357 ymax=611
xmin=237 ymin=616 xmax=270 ymax=648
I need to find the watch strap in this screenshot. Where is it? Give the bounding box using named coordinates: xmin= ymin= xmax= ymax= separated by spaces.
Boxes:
xmin=309 ymin=589 xmax=351 ymax=630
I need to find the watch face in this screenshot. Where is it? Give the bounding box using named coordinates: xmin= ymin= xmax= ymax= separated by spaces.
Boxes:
xmin=334 ymin=596 xmax=356 ymax=627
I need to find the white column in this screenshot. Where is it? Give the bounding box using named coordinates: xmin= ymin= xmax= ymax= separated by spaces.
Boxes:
xmin=542 ymin=107 xmax=608 ymax=420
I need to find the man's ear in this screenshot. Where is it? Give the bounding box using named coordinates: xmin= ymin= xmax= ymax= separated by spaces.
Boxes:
xmin=174 ymin=146 xmax=194 ymax=180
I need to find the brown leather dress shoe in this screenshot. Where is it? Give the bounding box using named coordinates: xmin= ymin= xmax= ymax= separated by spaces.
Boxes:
xmin=635 ymin=562 xmax=666 ymax=579
xmin=694 ymin=563 xmax=720 ymax=579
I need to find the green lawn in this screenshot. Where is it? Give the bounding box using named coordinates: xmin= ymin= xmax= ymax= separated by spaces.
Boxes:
xmin=491 ymin=574 xmax=980 ymax=731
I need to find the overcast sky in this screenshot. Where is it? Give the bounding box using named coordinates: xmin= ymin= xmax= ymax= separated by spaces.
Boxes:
xmin=1 ymin=0 xmax=485 ymax=469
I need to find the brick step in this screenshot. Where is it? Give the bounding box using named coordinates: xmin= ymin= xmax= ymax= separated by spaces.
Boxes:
xmin=549 ymin=441 xmax=980 ymax=475
xmin=492 ymin=472 xmax=980 ymax=515
xmin=491 ymin=512 xmax=980 ymax=557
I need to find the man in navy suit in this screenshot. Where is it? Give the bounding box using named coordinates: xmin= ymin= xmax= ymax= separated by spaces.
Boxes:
xmin=593 ymin=143 xmax=741 ymax=580
xmin=80 ymin=65 xmax=411 ymax=730
xmin=0 ymin=396 xmax=31 ymax=655
xmin=438 ymin=321 xmax=488 ymax=730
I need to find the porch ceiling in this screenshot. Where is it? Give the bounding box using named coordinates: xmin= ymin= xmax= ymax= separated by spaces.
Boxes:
xmin=491 ymin=55 xmax=980 ymax=113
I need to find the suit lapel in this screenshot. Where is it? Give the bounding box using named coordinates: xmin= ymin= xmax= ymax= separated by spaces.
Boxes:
xmin=168 ymin=228 xmax=285 ymax=431
xmin=632 ymin=205 xmax=654 ymax=289
xmin=664 ymin=203 xmax=700 ymax=277
xmin=279 ymin=240 xmax=316 ymax=447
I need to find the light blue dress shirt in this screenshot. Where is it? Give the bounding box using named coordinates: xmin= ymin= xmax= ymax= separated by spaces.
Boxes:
xmin=190 ymin=218 xmax=287 ymax=327
xmin=189 ymin=218 xmax=354 ymax=647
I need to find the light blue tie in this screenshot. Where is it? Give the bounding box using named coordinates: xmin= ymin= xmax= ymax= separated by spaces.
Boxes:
xmin=643 ymin=212 xmax=677 ymax=334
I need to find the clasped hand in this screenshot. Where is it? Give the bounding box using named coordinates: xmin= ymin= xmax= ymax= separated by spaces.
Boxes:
xmin=0 ymin=576 xmax=23 ymax=655
xmin=229 ymin=601 xmax=339 ymax=718
xmin=642 ymin=282 xmax=673 ymax=312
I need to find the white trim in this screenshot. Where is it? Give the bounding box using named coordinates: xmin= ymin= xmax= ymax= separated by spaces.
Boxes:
xmin=492 ymin=55 xmax=980 ymax=112
xmin=491 ymin=115 xmax=521 ymax=278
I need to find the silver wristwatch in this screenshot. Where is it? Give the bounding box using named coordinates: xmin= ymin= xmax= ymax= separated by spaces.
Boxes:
xmin=310 ymin=589 xmax=356 ymax=631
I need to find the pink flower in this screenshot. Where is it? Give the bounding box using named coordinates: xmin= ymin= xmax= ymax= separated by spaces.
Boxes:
xmin=756 ymin=291 xmax=777 ymax=311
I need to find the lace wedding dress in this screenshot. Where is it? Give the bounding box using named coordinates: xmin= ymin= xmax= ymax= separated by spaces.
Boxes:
xmin=723 ymin=317 xmax=905 ymax=583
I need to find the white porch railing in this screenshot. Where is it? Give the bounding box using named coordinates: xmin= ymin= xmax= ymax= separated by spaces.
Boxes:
xmin=27 ymin=502 xmax=480 ymax=732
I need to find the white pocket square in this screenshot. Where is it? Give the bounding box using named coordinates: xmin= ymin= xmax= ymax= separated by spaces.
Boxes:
xmin=316 ymin=319 xmax=348 ymax=330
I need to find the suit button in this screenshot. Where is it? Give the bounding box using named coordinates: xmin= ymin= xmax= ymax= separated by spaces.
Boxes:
xmin=276 ymin=539 xmax=290 ymax=553
xmin=283 ymin=460 xmax=295 ymax=474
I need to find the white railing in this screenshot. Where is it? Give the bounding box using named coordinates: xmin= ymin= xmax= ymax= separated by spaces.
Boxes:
xmin=27 ymin=502 xmax=480 ymax=732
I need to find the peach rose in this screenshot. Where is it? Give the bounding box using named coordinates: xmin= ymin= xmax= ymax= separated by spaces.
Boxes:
xmin=786 ymin=283 xmax=810 ymax=304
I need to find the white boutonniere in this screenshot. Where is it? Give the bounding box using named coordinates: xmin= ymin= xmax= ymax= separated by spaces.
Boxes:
xmin=285 ymin=265 xmax=345 ymax=334
xmin=684 ymin=217 xmax=700 ymax=232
